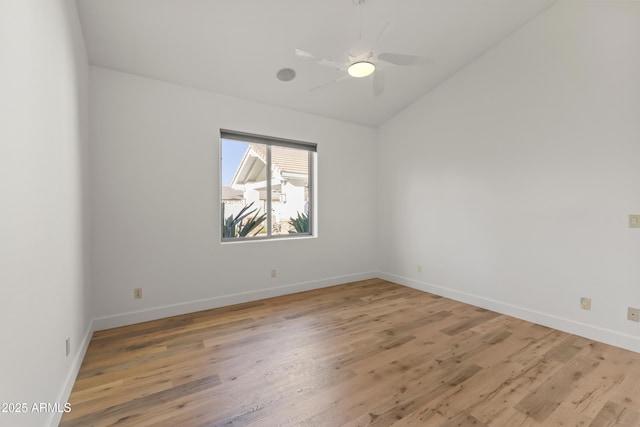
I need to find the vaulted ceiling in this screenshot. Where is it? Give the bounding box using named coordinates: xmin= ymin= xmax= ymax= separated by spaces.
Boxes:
xmin=76 ymin=0 xmax=557 ymax=127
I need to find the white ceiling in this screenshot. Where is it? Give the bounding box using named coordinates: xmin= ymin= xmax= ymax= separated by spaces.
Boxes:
xmin=75 ymin=0 xmax=557 ymax=127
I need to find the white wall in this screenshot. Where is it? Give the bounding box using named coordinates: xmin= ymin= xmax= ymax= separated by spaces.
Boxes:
xmin=377 ymin=1 xmax=640 ymax=352
xmin=89 ymin=67 xmax=378 ymax=327
xmin=0 ymin=1 xmax=90 ymax=426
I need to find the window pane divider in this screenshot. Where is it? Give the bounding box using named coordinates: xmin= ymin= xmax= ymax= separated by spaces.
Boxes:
xmin=266 ymin=145 xmax=272 ymax=238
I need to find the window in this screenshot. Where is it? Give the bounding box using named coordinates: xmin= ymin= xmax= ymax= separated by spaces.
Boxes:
xmin=220 ymin=130 xmax=316 ymax=241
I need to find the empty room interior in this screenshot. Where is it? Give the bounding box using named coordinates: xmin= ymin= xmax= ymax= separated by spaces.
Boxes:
xmin=2 ymin=0 xmax=640 ymax=426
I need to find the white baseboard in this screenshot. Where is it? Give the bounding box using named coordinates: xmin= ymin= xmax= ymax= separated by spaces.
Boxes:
xmin=48 ymin=318 xmax=95 ymax=427
xmin=378 ymin=271 xmax=640 ymax=354
xmin=93 ymin=271 xmax=378 ymax=331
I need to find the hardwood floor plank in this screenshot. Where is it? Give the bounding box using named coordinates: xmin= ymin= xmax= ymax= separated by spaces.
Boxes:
xmin=378 ymin=310 xmax=453 ymax=338
xmin=62 ymin=375 xmax=221 ymax=427
xmin=294 ymin=351 xmax=459 ymax=426
xmin=515 ymin=356 xmax=600 ymax=422
xmin=466 ymin=356 xmax=560 ymax=425
xmin=544 ymin=334 xmax=591 ymax=363
xmin=589 ymin=401 xmax=640 ymax=427
xmin=366 ymin=363 xmax=483 ymax=426
xmin=440 ymin=413 xmax=489 ymax=427
xmin=542 ymin=402 xmax=596 ymax=427
xmin=60 ymin=280 xmax=640 ymax=426
xmin=439 ymin=310 xmax=501 ymax=336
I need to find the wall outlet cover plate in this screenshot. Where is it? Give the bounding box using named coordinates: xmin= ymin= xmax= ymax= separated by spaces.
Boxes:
xmin=580 ymin=297 xmax=591 ymax=310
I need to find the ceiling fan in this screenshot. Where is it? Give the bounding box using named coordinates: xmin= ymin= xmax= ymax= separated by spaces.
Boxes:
xmin=295 ymin=0 xmax=434 ymax=97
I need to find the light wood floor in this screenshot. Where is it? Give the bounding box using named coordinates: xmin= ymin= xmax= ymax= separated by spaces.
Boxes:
xmin=60 ymin=279 xmax=640 ymax=426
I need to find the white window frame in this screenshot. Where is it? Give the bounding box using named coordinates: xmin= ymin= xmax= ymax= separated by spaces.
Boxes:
xmin=220 ymin=129 xmax=316 ymax=242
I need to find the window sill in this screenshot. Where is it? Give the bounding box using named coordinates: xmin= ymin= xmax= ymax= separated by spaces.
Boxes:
xmin=220 ymin=234 xmax=316 ymax=245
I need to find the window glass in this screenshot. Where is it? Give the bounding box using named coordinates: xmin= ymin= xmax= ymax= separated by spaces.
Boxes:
xmin=221 ymin=140 xmax=267 ymax=238
xmin=271 ymin=145 xmax=310 ymax=236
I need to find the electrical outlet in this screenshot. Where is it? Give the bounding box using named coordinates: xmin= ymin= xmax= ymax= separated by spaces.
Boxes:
xmin=629 ymin=215 xmax=640 ymax=228
xmin=271 ymin=269 xmax=277 ymax=278
xmin=65 ymin=338 xmax=70 ymax=357
xmin=580 ymin=297 xmax=591 ymax=311
xmin=417 ymin=265 xmax=423 ymax=273
xmin=134 ymin=288 xmax=143 ymax=299
xmin=628 ymin=307 xmax=640 ymax=322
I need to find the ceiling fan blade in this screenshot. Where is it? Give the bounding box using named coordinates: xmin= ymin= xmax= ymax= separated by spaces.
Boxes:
xmin=372 ymin=69 xmax=385 ymax=97
xmin=294 ymin=48 xmax=316 ymax=60
xmin=378 ymin=52 xmax=434 ymax=66
xmin=309 ymin=74 xmax=350 ymax=92
xmin=295 ymin=49 xmax=344 ymax=70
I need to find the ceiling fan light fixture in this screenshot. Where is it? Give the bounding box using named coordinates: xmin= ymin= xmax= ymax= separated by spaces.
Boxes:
xmin=348 ymin=61 xmax=375 ymax=78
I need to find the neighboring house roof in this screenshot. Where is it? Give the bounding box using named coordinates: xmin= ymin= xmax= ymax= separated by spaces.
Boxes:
xmin=221 ymin=186 xmax=244 ymax=200
xmin=249 ymin=144 xmax=308 ymax=176
xmin=231 ymin=143 xmax=308 ymax=188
